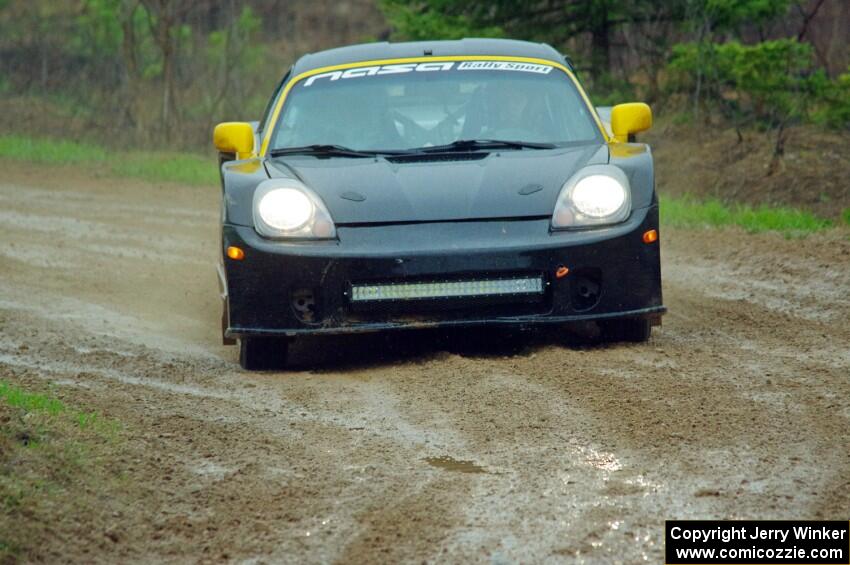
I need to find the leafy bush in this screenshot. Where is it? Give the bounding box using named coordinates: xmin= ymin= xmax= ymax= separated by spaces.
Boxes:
xmin=667 ymin=39 xmax=850 ymax=130
xmin=811 ymin=68 xmax=850 ymax=128
xmin=589 ymin=73 xmax=637 ymax=106
xmin=698 ymin=0 xmax=791 ymax=31
xmin=380 ymin=0 xmax=503 ymax=40
xmin=668 ymin=39 xmax=817 ymax=123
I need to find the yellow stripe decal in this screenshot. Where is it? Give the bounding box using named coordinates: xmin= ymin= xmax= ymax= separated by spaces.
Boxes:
xmin=259 ymin=55 xmax=610 ymax=156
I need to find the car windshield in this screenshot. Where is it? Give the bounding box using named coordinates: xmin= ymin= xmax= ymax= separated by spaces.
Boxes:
xmin=270 ymin=60 xmax=603 ymax=153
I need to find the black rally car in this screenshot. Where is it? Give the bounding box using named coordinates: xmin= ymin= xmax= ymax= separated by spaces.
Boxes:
xmin=213 ymin=38 xmax=664 ymax=369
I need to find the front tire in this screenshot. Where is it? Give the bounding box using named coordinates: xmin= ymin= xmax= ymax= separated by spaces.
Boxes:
xmin=238 ymin=338 xmax=289 ymax=371
xmin=600 ymin=317 xmax=652 ymax=343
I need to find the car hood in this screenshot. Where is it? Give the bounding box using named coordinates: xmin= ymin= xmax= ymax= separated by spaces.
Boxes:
xmin=266 ymin=144 xmax=608 ymax=224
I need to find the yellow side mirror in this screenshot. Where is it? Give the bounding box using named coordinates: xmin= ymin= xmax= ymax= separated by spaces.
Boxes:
xmin=610 ymin=103 xmax=652 ymax=143
xmin=213 ymin=122 xmax=254 ymax=158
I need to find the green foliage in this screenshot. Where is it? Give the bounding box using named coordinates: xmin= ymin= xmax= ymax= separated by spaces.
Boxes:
xmin=378 ymin=0 xmax=805 ymax=108
xmin=379 ymin=0 xmax=660 ymax=46
xmin=0 ymin=0 xmax=274 ymax=146
xmin=589 ymin=74 xmax=636 ymax=106
xmin=0 ymin=0 xmax=842 ymax=150
xmin=661 ymin=196 xmax=832 ymax=235
xmin=842 ymin=208 xmax=850 ymax=227
xmin=235 ymin=6 xmax=264 ymax=72
xmin=0 ymin=135 xmax=217 ymax=185
xmin=199 ymin=6 xmax=267 ymax=121
xmin=0 ymin=381 xmax=118 ymax=435
xmin=204 ymin=7 xmax=265 ymax=79
xmin=721 ymin=40 xmax=812 ymax=112
xmin=811 ymin=67 xmax=850 ymax=128
xmin=379 ymin=0 xmax=503 ymax=40
xmin=0 ymin=382 xmax=65 ymax=416
xmin=666 ymin=39 xmax=834 ymax=127
xmin=75 ymin=412 xmax=100 ymax=430
xmin=72 ymin=0 xmax=122 ymax=57
xmin=697 ymin=0 xmax=790 ymax=31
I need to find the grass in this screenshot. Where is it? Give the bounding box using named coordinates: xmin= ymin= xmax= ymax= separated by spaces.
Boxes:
xmin=0 ymin=134 xmax=841 ymax=235
xmin=0 ymin=381 xmax=114 ymax=434
xmin=0 ymin=381 xmax=121 ymax=561
xmin=0 ymin=381 xmax=65 ymax=416
xmin=0 ymin=134 xmax=217 ymax=186
xmin=660 ymin=196 xmax=833 ymax=235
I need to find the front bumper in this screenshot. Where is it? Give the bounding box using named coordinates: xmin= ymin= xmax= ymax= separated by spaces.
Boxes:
xmin=221 ymin=205 xmax=664 ymax=338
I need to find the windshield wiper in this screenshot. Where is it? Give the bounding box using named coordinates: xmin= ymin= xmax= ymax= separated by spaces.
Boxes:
xmin=270 ymin=144 xmax=401 ymax=158
xmin=270 ymin=140 xmax=555 ymax=158
xmin=413 ymin=139 xmax=556 ymax=153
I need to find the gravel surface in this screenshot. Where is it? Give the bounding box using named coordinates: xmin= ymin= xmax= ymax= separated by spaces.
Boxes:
xmin=1 ymin=162 xmax=848 ymax=563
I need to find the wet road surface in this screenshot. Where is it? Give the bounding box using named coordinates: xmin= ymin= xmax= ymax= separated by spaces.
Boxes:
xmin=1 ymin=163 xmax=848 ymax=563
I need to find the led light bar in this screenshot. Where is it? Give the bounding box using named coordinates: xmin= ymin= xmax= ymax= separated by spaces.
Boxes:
xmin=350 ymin=276 xmax=544 ymax=302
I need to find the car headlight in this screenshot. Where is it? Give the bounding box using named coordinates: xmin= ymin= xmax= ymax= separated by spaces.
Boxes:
xmin=551 ymin=165 xmax=631 ymax=229
xmin=253 ymin=179 xmax=336 ymax=239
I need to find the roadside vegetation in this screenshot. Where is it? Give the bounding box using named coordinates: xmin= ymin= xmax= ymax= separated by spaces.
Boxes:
xmin=383 ymin=0 xmax=850 ymax=226
xmin=0 ymin=381 xmax=117 ymax=433
xmin=0 ymin=0 xmax=847 ymax=231
xmin=0 ymin=135 xmax=216 ymax=186
xmin=0 ymin=380 xmax=121 ymax=561
xmin=660 ymin=197 xmax=832 ymax=236
xmin=2 ymin=132 xmax=842 ymax=236
xmin=384 ymin=0 xmax=850 ymax=130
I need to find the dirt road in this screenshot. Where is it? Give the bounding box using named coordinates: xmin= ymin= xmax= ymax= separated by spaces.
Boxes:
xmin=1 ymin=162 xmax=848 ymax=563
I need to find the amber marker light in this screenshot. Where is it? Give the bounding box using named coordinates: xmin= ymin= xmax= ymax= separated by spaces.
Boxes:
xmin=226 ymin=246 xmax=245 ymax=260
xmin=642 ymin=229 xmax=658 ymax=244
xmin=555 ymin=265 xmax=570 ymax=279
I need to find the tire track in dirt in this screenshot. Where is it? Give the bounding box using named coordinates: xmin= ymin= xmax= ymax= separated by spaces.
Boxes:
xmin=1 ymin=163 xmax=848 ymax=562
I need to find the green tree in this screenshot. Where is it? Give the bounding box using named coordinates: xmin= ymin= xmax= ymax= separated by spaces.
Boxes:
xmin=380 ymin=0 xmax=687 ymax=74
xmin=140 ymin=0 xmax=199 ymax=140
xmin=667 ymin=38 xmax=836 ymax=160
xmin=696 ymin=0 xmax=791 ymax=33
xmin=203 ymin=6 xmax=265 ymax=119
xmin=811 ymin=66 xmax=850 ymax=128
xmin=680 ymin=0 xmax=791 ymax=117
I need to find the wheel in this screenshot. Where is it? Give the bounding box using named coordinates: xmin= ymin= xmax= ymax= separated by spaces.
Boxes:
xmin=600 ymin=317 xmax=652 ymax=343
xmin=238 ymin=338 xmax=289 ymax=370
